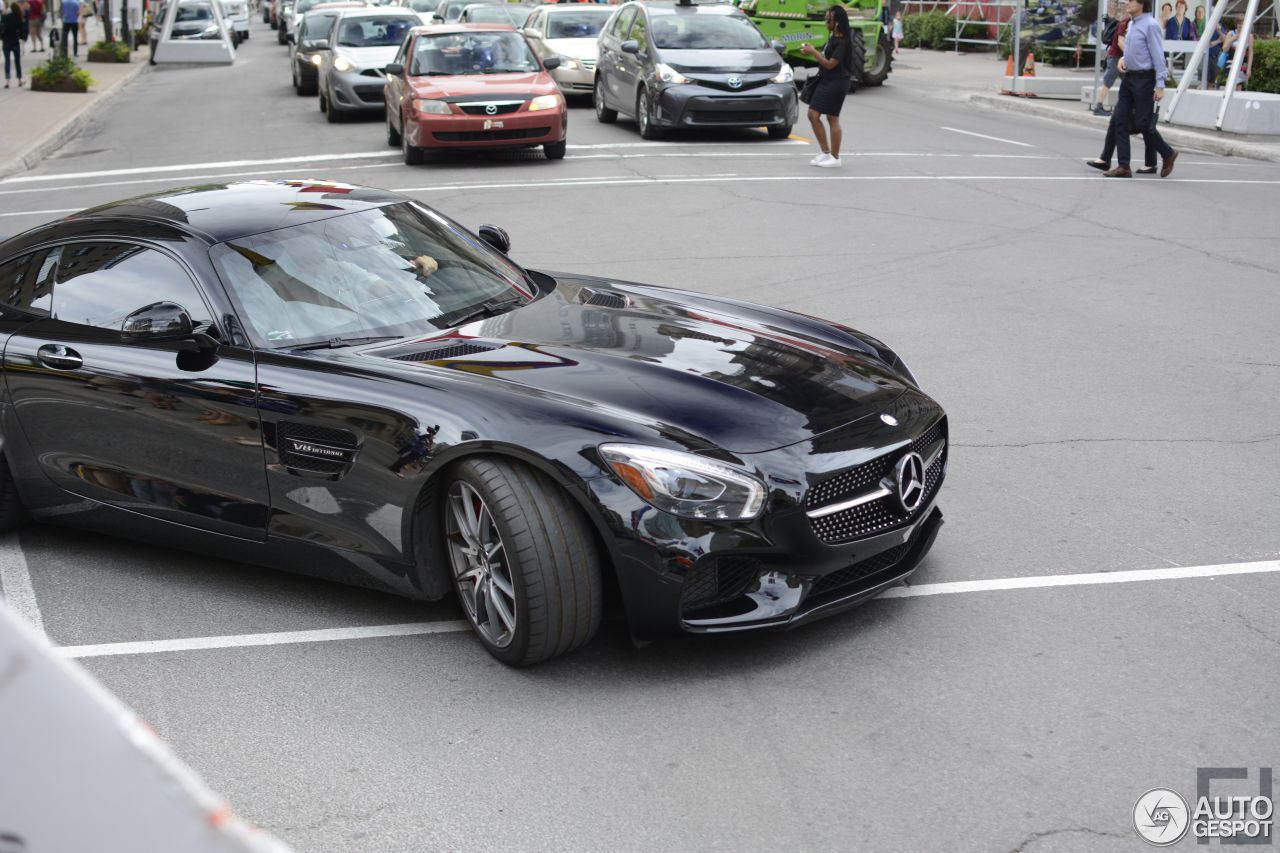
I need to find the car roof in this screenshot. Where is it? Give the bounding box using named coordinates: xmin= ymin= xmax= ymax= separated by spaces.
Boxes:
xmin=540 ymin=3 xmax=614 ymax=10
xmin=56 ymin=181 xmax=405 ymax=245
xmin=628 ymin=0 xmax=739 ymax=13
xmin=333 ymin=5 xmax=417 ymax=17
xmin=409 ymin=21 xmax=517 ymax=34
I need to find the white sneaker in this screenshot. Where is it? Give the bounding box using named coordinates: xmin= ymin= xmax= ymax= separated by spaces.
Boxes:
xmin=817 ymin=156 xmax=843 ymax=168
xmin=810 ymin=152 xmax=832 ymax=166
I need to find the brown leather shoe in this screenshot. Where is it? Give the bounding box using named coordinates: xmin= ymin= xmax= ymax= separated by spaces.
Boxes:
xmin=1103 ymin=166 xmax=1133 ymax=178
xmin=1160 ymin=150 xmax=1178 ymax=178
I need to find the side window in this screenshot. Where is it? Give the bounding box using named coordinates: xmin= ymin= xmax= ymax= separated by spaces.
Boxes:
xmin=611 ymin=6 xmax=635 ymax=38
xmin=52 ymin=243 xmax=216 ymax=333
xmin=393 ymin=34 xmax=410 ymax=65
xmin=0 ymin=247 xmax=58 ymax=320
xmin=629 ymin=11 xmax=647 ymax=51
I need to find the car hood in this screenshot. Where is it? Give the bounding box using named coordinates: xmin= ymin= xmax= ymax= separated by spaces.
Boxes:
xmin=409 ymin=71 xmax=555 ymax=98
xmin=656 ymin=48 xmax=782 ymax=75
xmin=544 ymin=37 xmax=598 ymax=60
xmin=358 ymin=276 xmax=909 ymax=454
xmin=333 ymin=45 xmax=400 ymax=69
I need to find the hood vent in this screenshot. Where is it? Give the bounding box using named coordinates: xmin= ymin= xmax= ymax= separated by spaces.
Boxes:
xmin=578 ymin=288 xmax=630 ymax=310
xmin=392 ymin=341 xmax=503 ymax=362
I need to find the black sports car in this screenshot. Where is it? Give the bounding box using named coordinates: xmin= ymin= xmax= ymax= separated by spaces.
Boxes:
xmin=0 ymin=181 xmax=946 ymax=665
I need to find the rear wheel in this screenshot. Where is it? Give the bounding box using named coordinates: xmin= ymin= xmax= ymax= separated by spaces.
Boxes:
xmin=543 ymin=139 xmax=566 ymax=160
xmin=847 ymin=29 xmax=866 ymax=94
xmin=862 ymin=37 xmax=892 ymax=86
xmin=636 ymin=88 xmax=662 ymax=140
xmin=442 ymin=458 xmax=603 ymax=666
xmin=594 ymin=77 xmax=617 ymax=123
xmin=0 ymin=454 xmax=27 ymax=533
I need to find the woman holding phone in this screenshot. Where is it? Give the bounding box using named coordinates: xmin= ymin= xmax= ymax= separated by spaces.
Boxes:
xmin=799 ymin=6 xmax=854 ymax=168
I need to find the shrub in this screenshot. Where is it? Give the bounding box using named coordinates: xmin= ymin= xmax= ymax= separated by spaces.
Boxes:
xmin=1246 ymin=38 xmax=1280 ymax=93
xmin=90 ymin=40 xmax=132 ymax=62
xmin=902 ymin=11 xmax=956 ymax=50
xmin=30 ymin=55 xmax=95 ymax=92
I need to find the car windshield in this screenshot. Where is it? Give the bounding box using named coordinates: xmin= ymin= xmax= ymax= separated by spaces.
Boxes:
xmin=546 ymin=9 xmax=611 ymax=39
xmin=302 ymin=11 xmax=340 ymax=37
xmin=336 ymin=16 xmax=417 ymax=46
xmin=407 ymin=0 xmax=438 ymax=10
xmin=464 ymin=5 xmax=531 ymax=25
xmin=650 ymin=14 xmax=768 ymax=49
xmin=411 ymin=31 xmax=539 ymax=75
xmin=443 ymin=0 xmax=499 ymax=21
xmin=174 ymin=2 xmax=214 ymax=22
xmin=211 ymin=204 xmax=532 ymax=349
xmin=294 ymin=0 xmax=320 ymax=15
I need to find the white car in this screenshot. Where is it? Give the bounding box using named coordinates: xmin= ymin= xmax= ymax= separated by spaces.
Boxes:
xmin=217 ymin=0 xmax=251 ymax=42
xmin=522 ymin=3 xmax=614 ymax=97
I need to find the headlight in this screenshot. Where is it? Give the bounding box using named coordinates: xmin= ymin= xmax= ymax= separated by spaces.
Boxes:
xmin=527 ymin=93 xmax=563 ymax=112
xmin=310 ymin=53 xmax=323 ymax=65
xmin=599 ymin=444 xmax=766 ymax=521
xmin=412 ymin=98 xmax=452 ymax=114
xmin=772 ymin=64 xmax=794 ymax=84
xmin=333 ymin=55 xmax=355 ymax=72
xmin=557 ymin=56 xmax=580 ymax=71
xmin=654 ymin=62 xmax=690 ymax=84
xmin=201 ymin=24 xmax=221 ymax=36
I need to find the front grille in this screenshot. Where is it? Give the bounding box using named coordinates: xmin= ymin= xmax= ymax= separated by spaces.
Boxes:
xmin=458 ymin=102 xmax=523 ymax=115
xmin=688 ymin=109 xmax=776 ymax=124
xmin=433 ymin=127 xmax=550 ymax=142
xmin=392 ymin=341 xmax=501 ymax=362
xmin=807 ymin=418 xmax=947 ymax=544
xmin=809 ymin=544 xmax=908 ymax=599
xmin=692 ymin=77 xmax=771 ymax=92
xmin=580 ymin=58 xmax=596 ymax=71
xmin=680 ymin=557 xmax=761 ymax=617
xmin=353 ymin=85 xmax=385 ymax=104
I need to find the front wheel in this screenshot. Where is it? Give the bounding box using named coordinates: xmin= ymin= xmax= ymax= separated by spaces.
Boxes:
xmin=386 ymin=107 xmax=402 ymax=146
xmin=636 ymin=88 xmax=662 ymax=140
xmin=0 ymin=454 xmax=27 ymax=533
xmin=767 ymin=124 xmax=792 ymax=139
xmin=543 ymin=139 xmax=566 ymax=160
xmin=442 ymin=458 xmax=603 ymax=666
xmin=594 ymin=78 xmax=617 ymax=123
xmin=402 ymin=124 xmax=425 ymax=164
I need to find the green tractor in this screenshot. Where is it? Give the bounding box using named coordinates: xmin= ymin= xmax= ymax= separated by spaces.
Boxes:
xmin=738 ymin=0 xmax=893 ymax=90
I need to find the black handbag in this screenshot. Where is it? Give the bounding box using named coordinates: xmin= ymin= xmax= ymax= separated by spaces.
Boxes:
xmin=800 ymin=75 xmax=819 ymax=104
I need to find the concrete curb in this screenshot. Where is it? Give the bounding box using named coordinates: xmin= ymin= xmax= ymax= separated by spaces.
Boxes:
xmin=969 ymin=92 xmax=1280 ymax=163
xmin=0 ymin=62 xmax=149 ymax=181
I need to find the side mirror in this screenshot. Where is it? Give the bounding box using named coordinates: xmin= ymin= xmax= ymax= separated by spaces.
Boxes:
xmin=122 ymin=302 xmax=194 ymax=343
xmin=384 ymin=62 xmax=404 ymax=75
xmin=543 ymin=55 xmax=561 ymax=70
xmin=620 ymin=39 xmax=639 ymax=54
xmin=771 ymin=38 xmax=785 ymax=56
xmin=478 ymin=224 xmax=511 ymax=255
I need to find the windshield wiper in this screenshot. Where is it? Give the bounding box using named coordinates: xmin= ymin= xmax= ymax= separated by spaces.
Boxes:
xmin=440 ymin=295 xmax=525 ymax=328
xmin=287 ymin=335 xmax=402 ymax=351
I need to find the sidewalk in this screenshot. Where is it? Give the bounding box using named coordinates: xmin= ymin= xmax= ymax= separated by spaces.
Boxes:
xmin=0 ymin=18 xmax=147 ymax=179
xmin=888 ymin=47 xmax=1280 ymax=162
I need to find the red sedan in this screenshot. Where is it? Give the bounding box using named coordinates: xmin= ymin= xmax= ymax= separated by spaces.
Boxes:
xmin=384 ymin=24 xmax=569 ymax=164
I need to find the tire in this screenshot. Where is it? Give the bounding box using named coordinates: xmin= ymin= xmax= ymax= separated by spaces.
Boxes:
xmin=862 ymin=37 xmax=892 ymax=86
xmin=636 ymin=88 xmax=662 ymax=140
xmin=594 ymin=76 xmax=617 ymax=123
xmin=847 ymin=29 xmax=866 ymax=94
xmin=326 ymin=99 xmax=343 ymax=123
xmin=277 ymin=26 xmax=286 ymax=45
xmin=0 ymin=454 xmax=27 ymax=533
xmin=386 ymin=107 xmax=401 ymax=146
xmin=402 ymin=123 xmax=425 ymax=164
xmin=318 ymin=91 xmax=327 ymax=113
xmin=543 ymin=139 xmax=566 ymax=160
xmin=767 ymin=124 xmax=792 ymax=139
xmin=243 ymin=29 xmax=249 ymax=40
xmin=441 ymin=457 xmax=602 ymax=666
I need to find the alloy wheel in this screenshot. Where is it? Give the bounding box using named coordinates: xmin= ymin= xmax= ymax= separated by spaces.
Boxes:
xmin=638 ymin=91 xmax=650 ymax=135
xmin=445 ymin=481 xmax=517 ymax=648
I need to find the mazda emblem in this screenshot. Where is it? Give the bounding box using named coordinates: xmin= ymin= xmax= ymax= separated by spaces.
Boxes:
xmin=485 ymin=104 xmax=498 ymax=115
xmin=894 ymin=452 xmax=926 ymax=513
xmin=727 ymin=75 xmax=743 ymax=89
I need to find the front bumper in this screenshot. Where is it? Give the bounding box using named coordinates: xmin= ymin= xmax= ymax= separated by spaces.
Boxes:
xmin=406 ymin=106 xmax=568 ymax=150
xmin=329 ymin=69 xmax=390 ymax=111
xmin=651 ymin=81 xmax=798 ymax=129
xmin=551 ymin=61 xmax=596 ymax=96
xmin=584 ymin=394 xmax=948 ymax=640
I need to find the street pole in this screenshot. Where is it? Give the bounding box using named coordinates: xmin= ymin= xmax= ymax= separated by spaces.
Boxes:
xmin=1011 ymin=0 xmax=1022 ymax=90
xmin=1091 ymin=0 xmax=1106 ymax=108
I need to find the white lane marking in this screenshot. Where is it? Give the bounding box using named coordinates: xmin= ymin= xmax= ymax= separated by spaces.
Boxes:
xmin=566 ymin=141 xmax=806 ymax=149
xmin=0 ymin=152 xmax=401 ymax=184
xmin=59 ymin=620 xmax=473 ymax=659
xmin=940 ymin=126 xmax=1036 ymax=148
xmin=0 ymin=207 xmax=79 ymax=218
xmin=0 ymin=536 xmax=46 ymax=636
xmin=52 ymin=559 xmax=1280 ymax=659
xmin=884 ymin=559 xmax=1280 ymax=599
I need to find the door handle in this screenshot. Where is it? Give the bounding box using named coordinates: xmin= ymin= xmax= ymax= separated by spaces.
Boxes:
xmin=36 ymin=343 xmax=83 ymax=370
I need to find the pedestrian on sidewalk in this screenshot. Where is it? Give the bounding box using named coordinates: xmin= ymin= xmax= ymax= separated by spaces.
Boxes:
xmin=892 ymin=11 xmax=903 ymax=55
xmin=2 ymin=1 xmax=27 ymax=87
xmin=1092 ymin=2 xmax=1128 ymax=116
xmin=58 ymin=0 xmax=76 ymax=56
xmin=76 ymin=0 xmax=89 ymax=46
xmin=1106 ymin=0 xmax=1177 ymax=178
xmin=799 ymin=5 xmax=856 ymax=169
xmin=26 ymin=0 xmax=44 ymax=50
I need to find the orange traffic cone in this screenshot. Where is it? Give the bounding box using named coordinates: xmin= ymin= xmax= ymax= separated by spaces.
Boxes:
xmin=1005 ymin=53 xmax=1014 ymax=76
xmin=1023 ymin=52 xmax=1036 ymax=76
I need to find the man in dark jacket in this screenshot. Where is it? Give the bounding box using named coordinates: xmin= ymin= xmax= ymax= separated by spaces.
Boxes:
xmin=2 ymin=1 xmax=28 ymax=87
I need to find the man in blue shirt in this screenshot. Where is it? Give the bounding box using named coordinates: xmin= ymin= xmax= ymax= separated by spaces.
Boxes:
xmin=60 ymin=0 xmax=79 ymax=57
xmin=1106 ymin=0 xmax=1178 ymax=178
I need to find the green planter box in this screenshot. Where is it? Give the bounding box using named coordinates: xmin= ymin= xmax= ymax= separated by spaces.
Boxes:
xmin=30 ymin=77 xmax=91 ymax=92
xmin=87 ymin=47 xmax=131 ymax=63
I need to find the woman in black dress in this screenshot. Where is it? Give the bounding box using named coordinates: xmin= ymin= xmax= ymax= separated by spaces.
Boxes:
xmin=799 ymin=6 xmax=854 ymax=168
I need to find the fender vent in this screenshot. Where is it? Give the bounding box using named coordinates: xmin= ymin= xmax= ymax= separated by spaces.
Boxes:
xmin=276 ymin=422 xmax=360 ymax=476
xmin=578 ymin=288 xmax=629 ymax=310
xmin=392 ymin=341 xmax=502 ymax=362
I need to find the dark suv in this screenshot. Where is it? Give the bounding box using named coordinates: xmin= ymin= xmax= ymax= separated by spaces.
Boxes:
xmin=594 ymin=0 xmax=797 ymax=139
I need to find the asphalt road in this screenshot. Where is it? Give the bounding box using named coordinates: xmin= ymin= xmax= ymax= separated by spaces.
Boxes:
xmin=2 ymin=21 xmax=1280 ymax=853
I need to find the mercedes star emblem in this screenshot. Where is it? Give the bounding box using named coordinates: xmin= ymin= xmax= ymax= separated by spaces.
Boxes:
xmin=485 ymin=104 xmax=498 ymax=115
xmin=880 ymin=413 xmax=899 ymax=426
xmin=727 ymin=76 xmax=743 ymax=89
xmin=894 ymin=452 xmax=926 ymax=513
